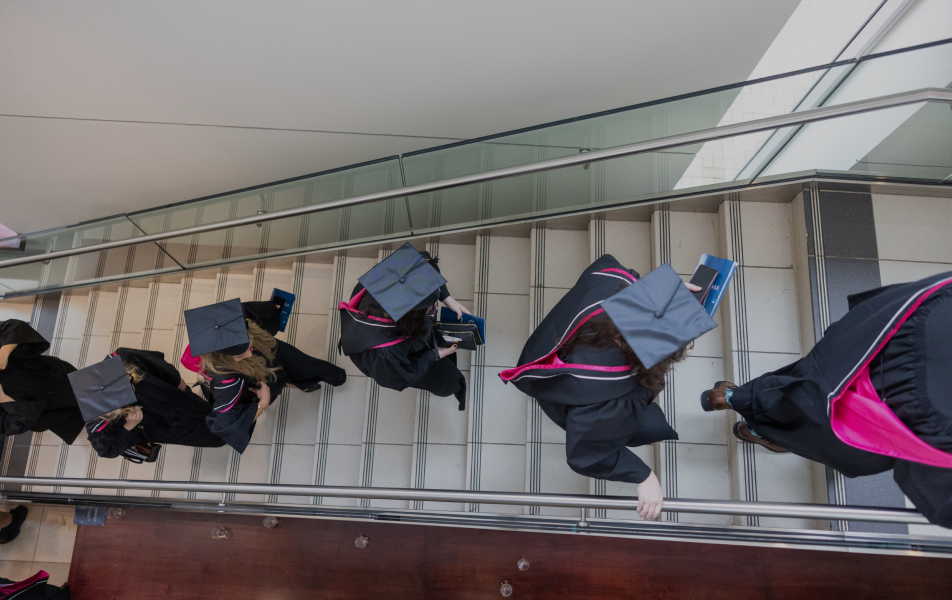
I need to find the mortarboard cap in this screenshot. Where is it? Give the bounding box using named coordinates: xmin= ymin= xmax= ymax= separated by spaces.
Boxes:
xmin=358 ymin=242 xmax=447 ymax=322
xmin=184 ymin=298 xmax=250 ymax=356
xmin=601 ymin=263 xmax=716 ymax=370
xmin=68 ymin=355 xmax=138 ymax=422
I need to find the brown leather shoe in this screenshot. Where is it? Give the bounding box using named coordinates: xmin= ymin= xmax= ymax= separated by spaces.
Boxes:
xmin=700 ymin=381 xmax=737 ymax=412
xmin=733 ymin=421 xmax=788 ymax=453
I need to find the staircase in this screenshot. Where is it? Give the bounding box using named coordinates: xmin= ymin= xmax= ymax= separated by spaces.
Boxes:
xmin=3 ymin=189 xmax=952 ymax=536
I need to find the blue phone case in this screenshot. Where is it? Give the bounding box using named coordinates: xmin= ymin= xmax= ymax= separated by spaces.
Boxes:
xmin=695 ymin=254 xmax=738 ymax=317
xmin=271 ymin=288 xmax=296 ymax=332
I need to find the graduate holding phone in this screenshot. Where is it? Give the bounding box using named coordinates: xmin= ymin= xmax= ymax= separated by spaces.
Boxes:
xmin=500 ymin=256 xmax=713 ymax=520
xmin=338 ymin=242 xmax=469 ymax=410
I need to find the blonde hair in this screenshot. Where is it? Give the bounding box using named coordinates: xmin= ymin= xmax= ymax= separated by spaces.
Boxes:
xmin=99 ymin=364 xmax=143 ymax=422
xmin=199 ymin=321 xmax=280 ymax=383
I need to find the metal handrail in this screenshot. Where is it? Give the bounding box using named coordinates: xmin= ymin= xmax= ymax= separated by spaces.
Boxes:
xmin=3 ymin=87 xmax=951 ymax=270
xmin=0 ymin=476 xmax=930 ymax=524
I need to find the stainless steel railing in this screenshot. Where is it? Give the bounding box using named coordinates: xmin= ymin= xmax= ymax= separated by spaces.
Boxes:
xmin=0 ymin=476 xmax=930 ymax=524
xmin=2 ymin=87 xmax=951 ymax=270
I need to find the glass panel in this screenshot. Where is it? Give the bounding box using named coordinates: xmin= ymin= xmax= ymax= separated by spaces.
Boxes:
xmin=407 ymin=136 xmax=765 ymax=235
xmin=0 ymin=239 xmax=181 ymax=296
xmin=403 ymin=70 xmax=824 ymax=190
xmin=823 ymin=43 xmax=952 ymax=109
xmin=132 ymin=158 xmax=405 ymax=236
xmin=160 ymin=159 xmax=409 ymax=270
xmin=756 ymin=101 xmax=952 ymax=184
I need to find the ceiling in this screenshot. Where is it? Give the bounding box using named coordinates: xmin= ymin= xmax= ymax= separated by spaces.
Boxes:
xmin=0 ymin=0 xmax=799 ymax=234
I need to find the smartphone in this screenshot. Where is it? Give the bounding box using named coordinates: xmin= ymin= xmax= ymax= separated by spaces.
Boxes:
xmin=689 ymin=265 xmax=719 ymax=304
xmin=442 ymin=335 xmax=462 ymax=343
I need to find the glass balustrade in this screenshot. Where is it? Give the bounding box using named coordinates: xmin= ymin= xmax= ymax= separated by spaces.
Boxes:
xmin=1 ymin=40 xmax=950 ymax=297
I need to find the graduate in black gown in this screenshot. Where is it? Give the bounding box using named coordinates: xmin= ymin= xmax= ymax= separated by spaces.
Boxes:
xmin=80 ymin=348 xmax=225 ymax=459
xmin=0 ymin=319 xmax=84 ymax=444
xmin=701 ymin=271 xmax=952 ymax=528
xmin=338 ymin=242 xmax=470 ymax=410
xmin=186 ymin=298 xmax=346 ymax=453
xmin=500 ymin=256 xmax=713 ymax=520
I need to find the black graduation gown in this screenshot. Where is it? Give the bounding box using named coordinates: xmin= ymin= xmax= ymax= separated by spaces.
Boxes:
xmin=728 ymin=271 xmax=952 ymax=527
xmin=339 ymin=282 xmax=466 ymax=410
xmin=0 ymin=320 xmax=84 ymax=444
xmin=206 ymin=340 xmax=346 ymax=453
xmin=242 ymin=300 xmax=283 ymax=336
xmin=84 ymin=349 xmax=224 ymax=458
xmin=500 ymin=255 xmax=678 ymax=484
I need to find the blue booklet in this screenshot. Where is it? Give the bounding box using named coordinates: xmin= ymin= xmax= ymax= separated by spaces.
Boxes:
xmin=439 ymin=307 xmax=486 ymax=344
xmin=271 ymin=288 xmax=296 ymax=332
xmin=695 ymin=254 xmax=737 ymax=317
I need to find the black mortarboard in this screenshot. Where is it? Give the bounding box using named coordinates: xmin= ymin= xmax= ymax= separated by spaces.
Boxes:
xmin=184 ymin=298 xmax=250 ymax=356
xmin=601 ymin=263 xmax=717 ymax=370
xmin=358 ymin=242 xmax=447 ymax=321
xmin=67 ymin=355 xmax=138 ymax=422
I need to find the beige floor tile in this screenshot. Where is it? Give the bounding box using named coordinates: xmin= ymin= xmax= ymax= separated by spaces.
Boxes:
xmin=0 ymin=560 xmax=36 ymax=582
xmin=367 ymin=444 xmax=413 ymax=509
xmin=664 ymin=212 xmax=719 ymax=276
xmin=737 ymin=202 xmax=792 ymax=269
xmin=319 ymin=444 xmax=361 ymax=507
xmin=878 ymin=260 xmax=952 ymax=286
xmin=536 ymin=442 xmax=588 ymax=517
xmin=324 ymin=377 xmax=369 ymax=445
xmin=473 ymin=375 xmax=528 ymax=445
xmin=32 ymin=507 xmax=76 ymax=564
xmin=483 ymin=236 xmax=530 ymax=295
xmin=370 ymin=387 xmax=418 ymax=446
xmin=0 ymin=505 xmax=41 ymax=562
xmin=418 ymin=391 xmax=469 ymax=445
xmin=873 ymin=194 xmax=952 ymax=263
xmin=601 ymin=220 xmax=651 ymax=276
xmin=482 ymin=293 xmax=529 ymax=368
xmin=542 ymin=229 xmax=590 ymax=289
xmin=432 ymin=243 xmax=476 ymax=302
xmin=296 ymin=259 xmax=334 ymax=316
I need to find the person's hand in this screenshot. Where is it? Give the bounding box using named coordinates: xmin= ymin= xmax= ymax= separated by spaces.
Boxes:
xmin=0 ymin=384 xmax=13 ymax=403
xmin=123 ymin=407 xmax=144 ymax=431
xmin=177 ymin=376 xmax=188 ymax=391
xmin=442 ymin=296 xmax=472 ymax=321
xmin=0 ymin=344 xmax=15 ymax=370
xmin=254 ymin=382 xmax=271 ymax=419
xmin=685 ymin=282 xmax=702 ymax=293
xmin=636 ymin=472 xmax=664 ymax=520
xmin=438 ymin=344 xmax=458 ymax=359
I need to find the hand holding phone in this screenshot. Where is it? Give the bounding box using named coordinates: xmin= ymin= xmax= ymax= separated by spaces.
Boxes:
xmin=689 ymin=265 xmax=718 ymax=304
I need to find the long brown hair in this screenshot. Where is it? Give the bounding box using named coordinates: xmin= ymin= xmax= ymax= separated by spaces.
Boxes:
xmin=560 ymin=312 xmax=687 ymax=391
xmin=200 ymin=321 xmax=280 ymax=383
xmin=100 ymin=364 xmax=144 ymax=422
xmin=359 ymin=293 xmax=433 ymax=341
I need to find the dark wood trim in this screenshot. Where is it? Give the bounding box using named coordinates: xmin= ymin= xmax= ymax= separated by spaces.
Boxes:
xmin=68 ymin=509 xmax=951 ymax=599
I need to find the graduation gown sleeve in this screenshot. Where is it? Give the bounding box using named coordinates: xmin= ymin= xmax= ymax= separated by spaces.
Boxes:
xmin=538 ymin=391 xmax=677 ymax=485
xmin=0 ymin=400 xmax=45 ymax=436
xmin=0 ymin=319 xmax=50 ymax=359
xmin=205 ymin=375 xmax=259 ymax=454
xmin=242 ymin=301 xmax=283 ymax=336
xmin=114 ymin=348 xmax=182 ymax=388
xmin=84 ymin=418 xmax=143 ymax=459
xmin=350 ymin=341 xmax=439 ymax=392
xmin=894 ymin=460 xmax=952 ymax=528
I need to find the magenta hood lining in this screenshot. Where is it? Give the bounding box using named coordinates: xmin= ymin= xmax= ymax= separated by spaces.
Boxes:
xmin=829 ymin=278 xmax=952 ymax=468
